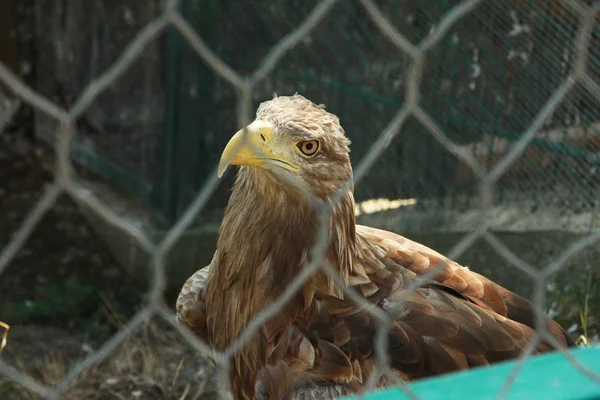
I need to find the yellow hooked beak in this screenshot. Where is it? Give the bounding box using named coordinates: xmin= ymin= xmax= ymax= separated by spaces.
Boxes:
xmin=218 ymin=119 xmax=300 ymax=177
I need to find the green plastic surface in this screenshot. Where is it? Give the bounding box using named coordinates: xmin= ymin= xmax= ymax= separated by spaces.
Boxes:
xmin=342 ymin=346 xmax=600 ymax=400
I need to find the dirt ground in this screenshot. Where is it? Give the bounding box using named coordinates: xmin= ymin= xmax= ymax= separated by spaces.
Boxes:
xmin=0 ymin=322 xmax=223 ymax=400
xmin=0 ymin=119 xmax=223 ymax=399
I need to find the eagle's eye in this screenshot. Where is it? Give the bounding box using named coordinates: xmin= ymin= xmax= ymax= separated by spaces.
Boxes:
xmin=297 ymin=140 xmax=319 ymax=157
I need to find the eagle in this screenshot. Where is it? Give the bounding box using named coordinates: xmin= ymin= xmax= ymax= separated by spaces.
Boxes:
xmin=176 ymin=94 xmax=574 ymax=400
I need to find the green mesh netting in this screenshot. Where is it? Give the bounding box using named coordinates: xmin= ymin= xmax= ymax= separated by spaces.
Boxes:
xmin=161 ymin=0 xmax=600 ymax=220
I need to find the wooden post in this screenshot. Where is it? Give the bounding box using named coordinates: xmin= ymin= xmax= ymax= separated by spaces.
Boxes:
xmin=0 ymin=2 xmax=18 ymax=74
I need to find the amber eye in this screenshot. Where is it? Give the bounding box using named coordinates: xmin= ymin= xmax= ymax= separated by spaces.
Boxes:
xmin=297 ymin=140 xmax=319 ymax=156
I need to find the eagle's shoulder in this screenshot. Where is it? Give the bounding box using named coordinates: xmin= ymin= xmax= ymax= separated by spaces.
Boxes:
xmin=354 ymin=224 xmax=572 ymax=346
xmin=356 ymin=225 xmax=500 ymax=311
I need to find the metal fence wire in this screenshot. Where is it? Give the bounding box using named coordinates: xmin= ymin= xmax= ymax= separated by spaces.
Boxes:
xmin=1 ymin=0 xmax=600 ymax=399
xmin=164 ymin=0 xmax=600 ymax=221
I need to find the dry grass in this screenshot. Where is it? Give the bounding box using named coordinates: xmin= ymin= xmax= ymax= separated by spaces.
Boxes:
xmin=0 ymin=321 xmax=9 ymax=356
xmin=0 ymin=320 xmax=221 ymax=400
xmin=575 ymin=273 xmax=594 ymax=348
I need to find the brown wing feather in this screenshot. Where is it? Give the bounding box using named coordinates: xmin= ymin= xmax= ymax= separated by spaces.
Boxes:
xmin=176 ymin=226 xmax=573 ymax=398
xmin=356 ymin=225 xmax=573 ymax=347
xmin=296 ymin=225 xmax=574 ymax=387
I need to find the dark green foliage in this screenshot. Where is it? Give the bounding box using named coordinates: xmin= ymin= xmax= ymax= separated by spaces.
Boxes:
xmin=1 ymin=275 xmax=140 ymax=342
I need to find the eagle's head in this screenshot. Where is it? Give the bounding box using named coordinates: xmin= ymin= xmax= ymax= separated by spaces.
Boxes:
xmin=218 ymin=94 xmax=353 ymax=200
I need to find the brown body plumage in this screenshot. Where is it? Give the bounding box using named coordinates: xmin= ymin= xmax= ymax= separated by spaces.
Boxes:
xmin=176 ymin=94 xmax=574 ymax=400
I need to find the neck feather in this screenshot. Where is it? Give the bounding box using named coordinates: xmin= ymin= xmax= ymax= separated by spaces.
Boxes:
xmin=205 ymin=167 xmax=357 ymax=348
xmin=204 ymin=167 xmax=357 ymax=399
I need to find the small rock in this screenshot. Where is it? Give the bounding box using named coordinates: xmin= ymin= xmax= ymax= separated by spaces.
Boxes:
xmin=81 ymin=343 xmax=94 ymax=353
xmin=105 ymin=377 xmax=118 ymax=385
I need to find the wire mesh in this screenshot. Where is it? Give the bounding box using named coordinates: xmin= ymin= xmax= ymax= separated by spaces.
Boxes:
xmin=161 ymin=0 xmax=600 ymax=221
xmin=1 ymin=0 xmax=600 ymax=399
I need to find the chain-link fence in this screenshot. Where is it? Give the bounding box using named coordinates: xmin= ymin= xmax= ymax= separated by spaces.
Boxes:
xmin=166 ymin=0 xmax=600 ymax=220
xmin=1 ymin=0 xmax=600 ymax=399
xmin=27 ymin=0 xmax=600 ymax=222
